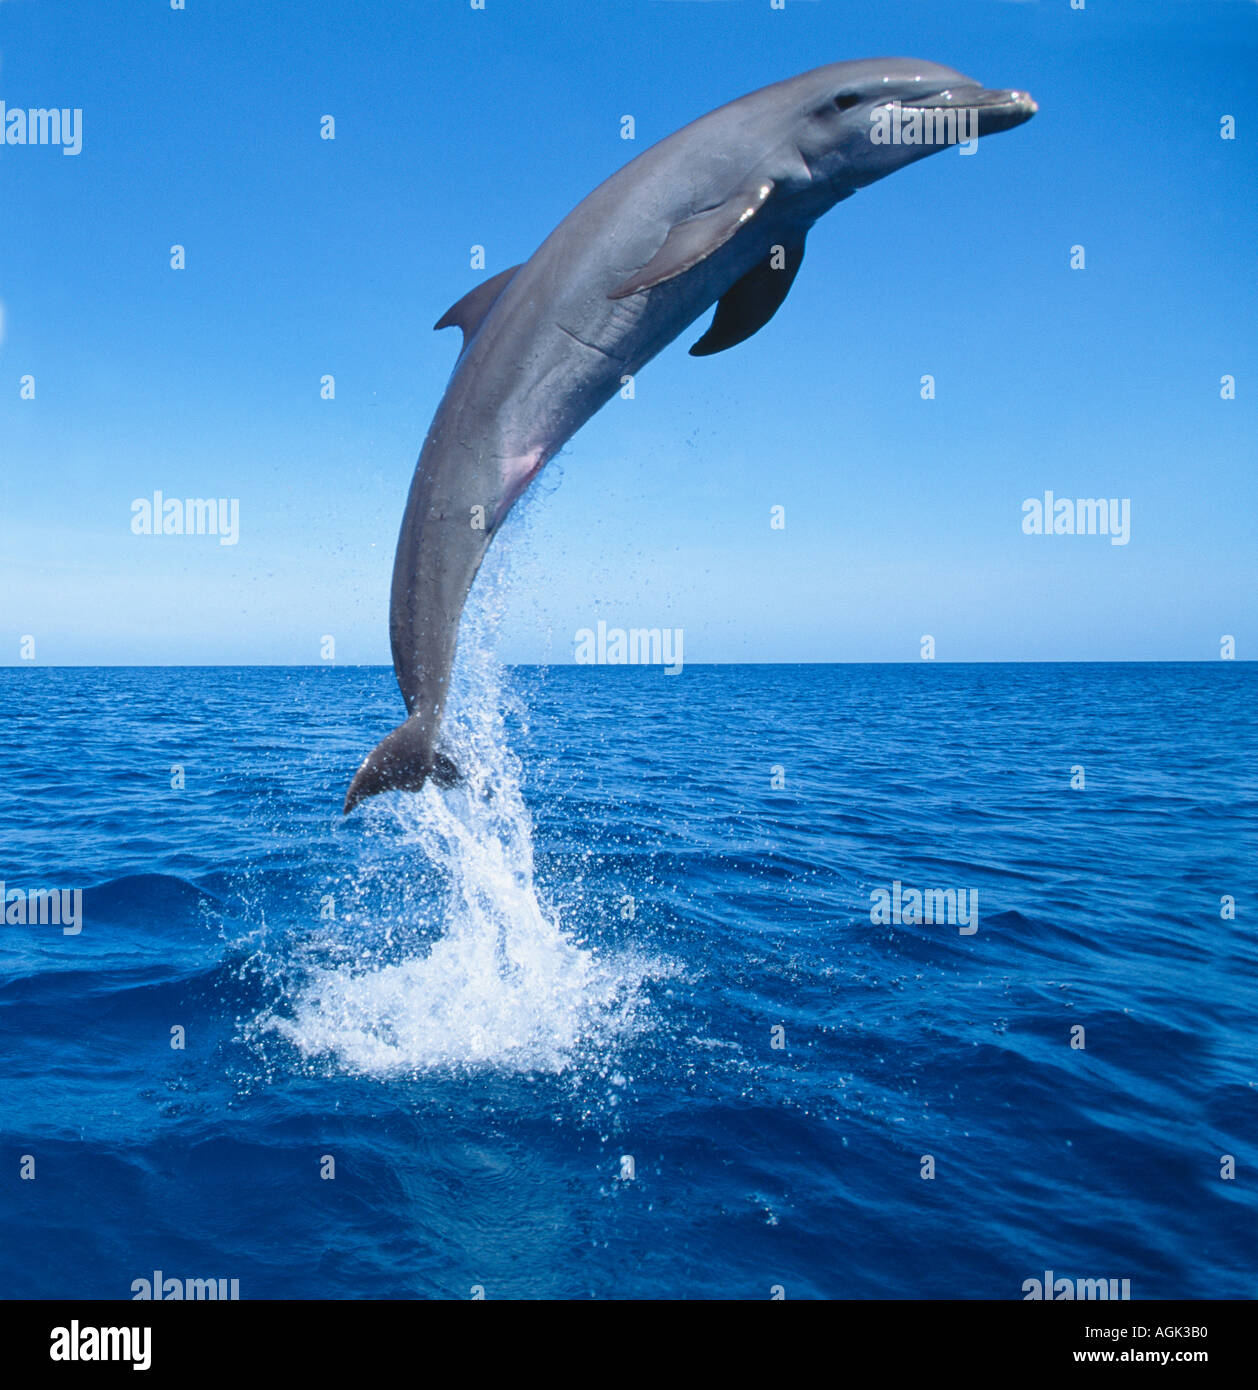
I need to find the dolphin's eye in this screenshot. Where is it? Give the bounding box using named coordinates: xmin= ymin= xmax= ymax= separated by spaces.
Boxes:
xmin=834 ymin=93 xmax=861 ymax=112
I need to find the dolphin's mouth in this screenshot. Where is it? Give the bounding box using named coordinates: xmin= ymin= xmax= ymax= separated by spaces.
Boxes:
xmin=897 ymin=85 xmax=1038 ymax=137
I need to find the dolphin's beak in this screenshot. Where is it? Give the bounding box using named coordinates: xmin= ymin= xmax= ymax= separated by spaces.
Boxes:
xmin=902 ymin=84 xmax=1038 ymax=137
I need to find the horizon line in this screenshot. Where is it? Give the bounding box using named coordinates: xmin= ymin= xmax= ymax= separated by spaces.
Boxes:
xmin=0 ymin=659 xmax=1250 ymax=671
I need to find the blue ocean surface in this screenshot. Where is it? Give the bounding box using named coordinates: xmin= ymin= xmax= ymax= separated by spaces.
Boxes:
xmin=0 ymin=661 xmax=1254 ymax=1300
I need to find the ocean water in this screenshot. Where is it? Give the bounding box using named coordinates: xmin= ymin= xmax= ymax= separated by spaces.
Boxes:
xmin=0 ymin=660 xmax=1254 ymax=1300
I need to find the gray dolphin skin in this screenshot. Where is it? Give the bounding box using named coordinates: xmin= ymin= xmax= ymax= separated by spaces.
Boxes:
xmin=343 ymin=58 xmax=1036 ymax=812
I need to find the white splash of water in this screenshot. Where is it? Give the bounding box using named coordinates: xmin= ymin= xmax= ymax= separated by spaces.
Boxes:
xmin=265 ymin=551 xmax=664 ymax=1077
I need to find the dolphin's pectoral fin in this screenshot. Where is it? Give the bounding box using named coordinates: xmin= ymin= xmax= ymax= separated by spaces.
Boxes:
xmin=608 ymin=177 xmax=776 ymax=299
xmin=689 ymin=236 xmax=806 ymax=357
xmin=434 ymin=264 xmax=523 ymax=350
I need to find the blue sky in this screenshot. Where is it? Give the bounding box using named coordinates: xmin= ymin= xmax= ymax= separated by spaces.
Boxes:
xmin=1 ymin=0 xmax=1254 ymax=664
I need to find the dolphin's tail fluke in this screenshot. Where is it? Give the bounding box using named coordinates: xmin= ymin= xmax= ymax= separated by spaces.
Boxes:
xmin=342 ymin=717 xmax=461 ymax=814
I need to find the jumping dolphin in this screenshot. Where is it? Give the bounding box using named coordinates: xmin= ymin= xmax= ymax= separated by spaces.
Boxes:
xmin=343 ymin=58 xmax=1036 ymax=812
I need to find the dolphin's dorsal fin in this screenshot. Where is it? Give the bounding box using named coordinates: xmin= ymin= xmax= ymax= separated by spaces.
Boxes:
xmin=689 ymin=235 xmax=806 ymax=357
xmin=609 ymin=177 xmax=776 ymax=299
xmin=434 ymin=264 xmax=523 ymax=348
